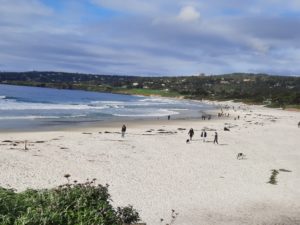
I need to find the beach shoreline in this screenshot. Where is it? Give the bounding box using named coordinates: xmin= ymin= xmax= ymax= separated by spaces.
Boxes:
xmin=0 ymin=84 xmax=219 ymax=133
xmin=0 ymin=99 xmax=220 ymax=134
xmin=0 ymin=100 xmax=299 ymax=225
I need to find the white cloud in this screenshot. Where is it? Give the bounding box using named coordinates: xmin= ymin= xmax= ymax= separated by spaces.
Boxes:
xmin=0 ymin=0 xmax=52 ymax=16
xmin=177 ymin=6 xmax=200 ymax=22
xmin=247 ymin=38 xmax=269 ymax=53
xmin=0 ymin=0 xmax=300 ymax=75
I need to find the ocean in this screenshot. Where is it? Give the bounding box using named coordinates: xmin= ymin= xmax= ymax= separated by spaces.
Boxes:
xmin=0 ymin=84 xmax=215 ymax=131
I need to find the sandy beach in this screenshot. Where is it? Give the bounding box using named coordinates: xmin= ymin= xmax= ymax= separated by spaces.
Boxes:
xmin=0 ymin=101 xmax=299 ymax=225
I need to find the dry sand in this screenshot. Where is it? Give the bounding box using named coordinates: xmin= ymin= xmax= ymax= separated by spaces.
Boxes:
xmin=0 ymin=101 xmax=300 ymax=225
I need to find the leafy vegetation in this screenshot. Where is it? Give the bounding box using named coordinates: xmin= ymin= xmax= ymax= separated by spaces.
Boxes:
xmin=0 ymin=71 xmax=299 ymax=108
xmin=114 ymin=88 xmax=180 ymax=97
xmin=0 ymin=177 xmax=140 ymax=225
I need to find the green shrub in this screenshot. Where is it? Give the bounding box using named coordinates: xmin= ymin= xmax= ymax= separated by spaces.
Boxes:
xmin=0 ymin=178 xmax=140 ymax=225
xmin=116 ymin=206 xmax=140 ymax=224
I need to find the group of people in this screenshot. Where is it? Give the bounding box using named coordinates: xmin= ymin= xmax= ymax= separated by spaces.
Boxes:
xmin=188 ymin=128 xmax=218 ymax=144
xmin=121 ymin=124 xmax=219 ymax=144
xmin=218 ymin=112 xmax=230 ymax=117
xmin=201 ymin=115 xmax=212 ymax=120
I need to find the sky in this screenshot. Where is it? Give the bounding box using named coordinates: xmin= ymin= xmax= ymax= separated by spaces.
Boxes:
xmin=0 ymin=0 xmax=300 ymax=76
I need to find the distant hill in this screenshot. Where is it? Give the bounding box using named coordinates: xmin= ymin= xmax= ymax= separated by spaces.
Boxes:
xmin=0 ymin=71 xmax=299 ymax=108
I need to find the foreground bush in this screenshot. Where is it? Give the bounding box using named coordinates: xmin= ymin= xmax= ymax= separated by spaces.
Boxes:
xmin=0 ymin=178 xmax=140 ymax=225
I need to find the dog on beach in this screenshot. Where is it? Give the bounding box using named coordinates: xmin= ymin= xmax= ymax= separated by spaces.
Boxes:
xmin=236 ymin=153 xmax=246 ymax=160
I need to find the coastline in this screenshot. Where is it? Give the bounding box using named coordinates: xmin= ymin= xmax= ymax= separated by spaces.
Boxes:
xmin=0 ymin=100 xmax=300 ymax=225
xmin=0 ymin=84 xmax=220 ymax=133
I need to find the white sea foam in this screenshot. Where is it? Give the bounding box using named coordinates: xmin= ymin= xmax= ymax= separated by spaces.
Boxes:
xmin=90 ymin=101 xmax=125 ymax=105
xmin=113 ymin=109 xmax=179 ymax=117
xmin=89 ymin=101 xmax=127 ymax=109
xmin=0 ymin=91 xmax=211 ymax=122
xmin=0 ymin=102 xmax=109 ymax=110
xmin=0 ymin=116 xmax=61 ymax=120
xmin=0 ymin=85 xmax=213 ymax=129
xmin=168 ymin=108 xmax=189 ymax=111
xmin=90 ymin=100 xmax=168 ymax=108
xmin=93 ymin=98 xmax=180 ymax=106
xmin=138 ymin=97 xmax=178 ymax=104
xmin=0 ymin=115 xmax=87 ymax=120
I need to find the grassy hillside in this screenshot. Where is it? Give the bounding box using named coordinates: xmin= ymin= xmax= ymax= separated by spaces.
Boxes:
xmin=1 ymin=72 xmax=299 ymax=108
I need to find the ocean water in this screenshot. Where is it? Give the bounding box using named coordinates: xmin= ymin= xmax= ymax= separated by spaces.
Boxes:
xmin=0 ymin=84 xmax=214 ymax=131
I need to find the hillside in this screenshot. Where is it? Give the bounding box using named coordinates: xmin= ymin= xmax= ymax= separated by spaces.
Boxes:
xmin=0 ymin=72 xmax=299 ymax=108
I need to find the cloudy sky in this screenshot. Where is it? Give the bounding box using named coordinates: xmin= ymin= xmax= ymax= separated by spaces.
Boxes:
xmin=0 ymin=0 xmax=300 ymax=76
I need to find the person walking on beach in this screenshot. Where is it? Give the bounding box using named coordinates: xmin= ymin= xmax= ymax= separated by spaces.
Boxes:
xmin=201 ymin=130 xmax=207 ymax=142
xmin=214 ymin=132 xmax=218 ymax=144
xmin=168 ymin=115 xmax=171 ymax=120
xmin=188 ymin=128 xmax=194 ymax=141
xmin=121 ymin=124 xmax=126 ymax=138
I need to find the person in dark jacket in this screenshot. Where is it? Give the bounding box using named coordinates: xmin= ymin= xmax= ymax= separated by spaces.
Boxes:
xmin=121 ymin=124 xmax=126 ymax=138
xmin=188 ymin=128 xmax=194 ymax=141
xmin=214 ymin=132 xmax=218 ymax=144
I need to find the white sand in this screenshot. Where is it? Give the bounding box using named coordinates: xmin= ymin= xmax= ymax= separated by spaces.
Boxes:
xmin=0 ymin=102 xmax=300 ymax=225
